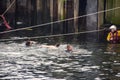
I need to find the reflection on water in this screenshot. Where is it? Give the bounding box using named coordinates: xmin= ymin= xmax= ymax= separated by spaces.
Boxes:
xmin=0 ymin=42 xmax=120 ymax=80
xmin=106 ymin=44 xmax=120 ymax=53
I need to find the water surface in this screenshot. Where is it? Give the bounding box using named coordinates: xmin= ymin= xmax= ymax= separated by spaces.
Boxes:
xmin=0 ymin=42 xmax=120 ymax=80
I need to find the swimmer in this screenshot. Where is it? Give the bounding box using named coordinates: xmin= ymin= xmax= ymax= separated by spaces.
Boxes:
xmin=65 ymin=44 xmax=83 ymax=54
xmin=66 ymin=44 xmax=73 ymax=52
xmin=40 ymin=43 xmax=60 ymax=49
xmin=25 ymin=39 xmax=37 ymax=47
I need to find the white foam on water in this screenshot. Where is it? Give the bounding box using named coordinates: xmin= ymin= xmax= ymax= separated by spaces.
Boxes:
xmin=94 ymin=77 xmax=102 ymax=80
xmin=116 ymin=73 xmax=120 ymax=77
xmin=0 ymin=42 xmax=96 ymax=80
xmin=81 ymin=66 xmax=100 ymax=72
xmin=0 ymin=52 xmax=23 ymax=56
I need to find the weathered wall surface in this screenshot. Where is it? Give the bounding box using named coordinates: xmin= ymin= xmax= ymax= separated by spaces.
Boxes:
xmin=105 ymin=0 xmax=120 ymax=25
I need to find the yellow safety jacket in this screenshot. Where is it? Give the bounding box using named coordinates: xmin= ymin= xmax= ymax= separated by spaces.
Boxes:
xmin=107 ymin=30 xmax=120 ymax=42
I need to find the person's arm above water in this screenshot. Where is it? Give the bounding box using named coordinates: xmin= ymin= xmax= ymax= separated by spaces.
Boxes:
xmin=40 ymin=45 xmax=58 ymax=49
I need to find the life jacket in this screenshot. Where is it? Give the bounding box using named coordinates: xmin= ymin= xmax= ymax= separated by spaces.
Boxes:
xmin=109 ymin=31 xmax=118 ymax=43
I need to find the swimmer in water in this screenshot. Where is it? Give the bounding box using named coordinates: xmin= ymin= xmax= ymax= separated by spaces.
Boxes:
xmin=25 ymin=39 xmax=37 ymax=47
xmin=40 ymin=43 xmax=60 ymax=49
xmin=66 ymin=44 xmax=82 ymax=54
xmin=66 ymin=44 xmax=73 ymax=52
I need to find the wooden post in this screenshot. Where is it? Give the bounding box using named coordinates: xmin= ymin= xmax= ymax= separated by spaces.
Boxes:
xmin=113 ymin=0 xmax=120 ymax=24
xmin=31 ymin=0 xmax=37 ymax=25
xmin=26 ymin=0 xmax=32 ymax=26
xmin=97 ymin=0 xmax=105 ymax=42
xmin=105 ymin=0 xmax=114 ymax=23
xmin=52 ymin=0 xmax=58 ymax=34
xmin=98 ymin=0 xmax=104 ymax=29
xmin=66 ymin=0 xmax=74 ymax=33
xmin=58 ymin=0 xmax=64 ymax=34
xmin=50 ymin=0 xmax=53 ymax=34
xmin=36 ymin=0 xmax=42 ymax=25
xmin=74 ymin=0 xmax=79 ymax=32
xmin=43 ymin=0 xmax=51 ymax=35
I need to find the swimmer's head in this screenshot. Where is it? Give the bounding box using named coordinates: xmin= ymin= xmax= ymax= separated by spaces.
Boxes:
xmin=26 ymin=41 xmax=31 ymax=47
xmin=55 ymin=43 xmax=60 ymax=47
xmin=26 ymin=39 xmax=32 ymax=47
xmin=67 ymin=44 xmax=72 ymax=51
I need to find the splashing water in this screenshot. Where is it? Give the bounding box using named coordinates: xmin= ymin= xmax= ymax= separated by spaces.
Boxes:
xmin=0 ymin=42 xmax=120 ymax=80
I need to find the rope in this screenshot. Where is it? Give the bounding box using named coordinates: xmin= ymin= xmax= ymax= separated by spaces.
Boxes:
xmin=0 ymin=6 xmax=119 ymax=34
xmin=0 ymin=28 xmax=105 ymax=42
xmin=2 ymin=0 xmax=16 ymax=16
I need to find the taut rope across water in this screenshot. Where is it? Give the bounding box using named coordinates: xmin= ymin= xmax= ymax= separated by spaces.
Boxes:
xmin=0 ymin=3 xmax=120 ymax=42
xmin=0 ymin=29 xmax=105 ymax=42
xmin=0 ymin=6 xmax=120 ymax=34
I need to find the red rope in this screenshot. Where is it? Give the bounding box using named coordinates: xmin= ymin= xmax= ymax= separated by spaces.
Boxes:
xmin=0 ymin=15 xmax=11 ymax=30
xmin=0 ymin=0 xmax=16 ymax=31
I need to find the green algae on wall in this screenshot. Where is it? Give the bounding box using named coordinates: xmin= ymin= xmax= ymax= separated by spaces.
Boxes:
xmin=113 ymin=0 xmax=120 ymax=24
xmin=106 ymin=0 xmax=120 ymax=25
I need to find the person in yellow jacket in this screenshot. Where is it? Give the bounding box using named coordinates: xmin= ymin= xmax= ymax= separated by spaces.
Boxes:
xmin=107 ymin=25 xmax=119 ymax=43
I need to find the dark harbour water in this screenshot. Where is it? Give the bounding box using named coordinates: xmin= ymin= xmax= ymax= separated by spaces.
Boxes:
xmin=0 ymin=42 xmax=120 ymax=80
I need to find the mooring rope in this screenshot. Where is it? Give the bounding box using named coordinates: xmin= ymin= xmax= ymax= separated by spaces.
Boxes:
xmin=0 ymin=28 xmax=105 ymax=42
xmin=0 ymin=6 xmax=120 ymax=34
xmin=2 ymin=0 xmax=16 ymax=16
xmin=0 ymin=5 xmax=119 ymax=42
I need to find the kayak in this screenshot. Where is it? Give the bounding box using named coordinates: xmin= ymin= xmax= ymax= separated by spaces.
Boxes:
xmin=107 ymin=30 xmax=120 ymax=41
